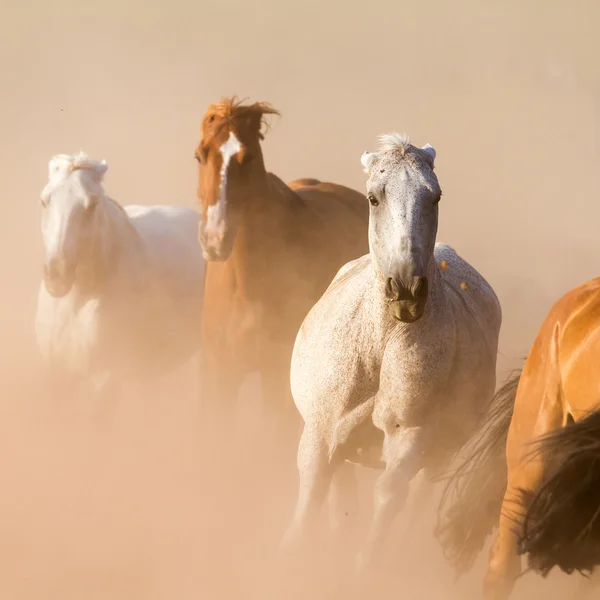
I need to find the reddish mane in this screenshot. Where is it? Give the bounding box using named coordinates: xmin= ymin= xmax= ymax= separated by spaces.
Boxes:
xmin=201 ymin=96 xmax=280 ymax=144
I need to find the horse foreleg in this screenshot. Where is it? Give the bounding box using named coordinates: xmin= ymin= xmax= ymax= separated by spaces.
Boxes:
xmin=485 ymin=376 xmax=564 ymax=600
xmin=356 ymin=425 xmax=424 ymax=572
xmin=281 ymin=424 xmax=336 ymax=555
xmin=483 ymin=487 xmax=523 ymax=600
xmin=485 ymin=451 xmax=550 ymax=600
xmin=328 ymin=459 xmax=360 ymax=548
xmin=401 ymin=468 xmax=435 ymax=535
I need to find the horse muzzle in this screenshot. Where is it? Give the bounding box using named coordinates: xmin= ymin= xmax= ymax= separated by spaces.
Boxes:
xmin=199 ymin=222 xmax=236 ymax=262
xmin=385 ymin=275 xmax=429 ymax=323
xmin=43 ymin=261 xmax=75 ymax=298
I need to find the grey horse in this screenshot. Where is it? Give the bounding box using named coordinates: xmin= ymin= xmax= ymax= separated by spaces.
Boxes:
xmin=281 ymin=133 xmax=502 ymax=570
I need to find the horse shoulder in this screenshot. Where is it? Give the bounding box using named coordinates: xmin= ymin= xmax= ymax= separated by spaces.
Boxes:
xmin=291 ymin=262 xmax=377 ymax=431
xmin=35 ymin=286 xmax=102 ymax=374
xmin=322 ymin=253 xmax=371 ymax=294
xmin=435 ymin=243 xmax=502 ymax=330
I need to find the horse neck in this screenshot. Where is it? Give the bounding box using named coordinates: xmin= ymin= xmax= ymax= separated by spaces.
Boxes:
xmin=425 ymin=252 xmax=445 ymax=303
xmin=370 ymin=247 xmax=445 ymax=327
xmin=75 ymin=196 xmax=143 ymax=297
xmin=228 ymin=164 xmax=297 ymax=272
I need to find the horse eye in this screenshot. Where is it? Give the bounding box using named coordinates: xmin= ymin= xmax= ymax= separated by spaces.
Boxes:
xmin=368 ymin=194 xmax=379 ymax=207
xmin=195 ymin=146 xmax=208 ymax=165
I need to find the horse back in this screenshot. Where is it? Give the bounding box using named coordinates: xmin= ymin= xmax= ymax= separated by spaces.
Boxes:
xmin=553 ymin=277 xmax=600 ymax=416
xmin=510 ymin=277 xmax=600 ymax=456
xmin=263 ymin=173 xmax=370 ymax=301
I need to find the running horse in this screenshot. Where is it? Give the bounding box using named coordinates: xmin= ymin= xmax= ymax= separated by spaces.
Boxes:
xmin=436 ymin=276 xmax=600 ymax=599
xmin=194 ymin=97 xmax=369 ymax=427
xmin=36 ymin=152 xmax=205 ymax=411
xmin=281 ymin=133 xmax=501 ymax=569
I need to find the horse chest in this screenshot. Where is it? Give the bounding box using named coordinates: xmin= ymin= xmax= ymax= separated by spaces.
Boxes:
xmin=46 ymin=298 xmax=102 ymax=374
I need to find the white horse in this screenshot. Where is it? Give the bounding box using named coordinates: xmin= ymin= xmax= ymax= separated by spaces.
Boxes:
xmin=35 ymin=152 xmax=205 ymax=409
xmin=282 ymin=133 xmax=502 ymax=570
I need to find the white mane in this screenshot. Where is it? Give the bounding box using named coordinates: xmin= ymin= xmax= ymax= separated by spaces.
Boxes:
xmin=42 ymin=151 xmax=108 ymax=203
xmin=377 ymin=132 xmax=411 ymax=154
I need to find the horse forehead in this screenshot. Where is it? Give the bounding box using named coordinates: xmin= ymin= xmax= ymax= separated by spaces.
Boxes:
xmin=369 ymin=162 xmax=410 ymax=189
xmin=203 ymin=117 xmax=233 ymax=147
xmin=220 ymin=131 xmax=242 ymax=160
xmin=381 ymin=160 xmax=437 ymax=194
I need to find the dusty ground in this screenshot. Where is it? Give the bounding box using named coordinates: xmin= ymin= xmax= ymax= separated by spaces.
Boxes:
xmin=1 ymin=0 xmax=599 ymax=598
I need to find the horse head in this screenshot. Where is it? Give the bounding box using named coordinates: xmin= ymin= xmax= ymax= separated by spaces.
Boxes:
xmin=361 ymin=133 xmax=441 ymax=323
xmin=194 ymin=96 xmax=280 ymax=261
xmin=40 ymin=152 xmax=109 ymax=297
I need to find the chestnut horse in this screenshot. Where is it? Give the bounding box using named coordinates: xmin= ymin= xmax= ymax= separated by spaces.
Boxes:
xmin=436 ymin=276 xmax=600 ymax=599
xmin=194 ymin=97 xmax=369 ymax=428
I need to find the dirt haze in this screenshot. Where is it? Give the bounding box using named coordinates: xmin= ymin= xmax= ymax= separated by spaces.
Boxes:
xmin=1 ymin=0 xmax=599 ymax=598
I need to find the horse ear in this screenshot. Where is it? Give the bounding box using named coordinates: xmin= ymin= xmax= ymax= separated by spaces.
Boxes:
xmin=422 ymin=144 xmax=436 ymax=168
xmin=89 ymin=160 xmax=108 ymax=184
xmin=244 ymin=111 xmax=267 ymax=141
xmin=361 ymin=151 xmax=376 ymax=173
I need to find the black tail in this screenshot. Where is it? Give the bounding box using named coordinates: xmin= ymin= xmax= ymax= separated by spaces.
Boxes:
xmin=434 ymin=369 xmax=521 ymax=574
xmin=518 ymin=407 xmax=600 ymax=577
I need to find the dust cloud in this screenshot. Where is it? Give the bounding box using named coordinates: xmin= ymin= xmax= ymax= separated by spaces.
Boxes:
xmin=0 ymin=0 xmax=599 ymax=598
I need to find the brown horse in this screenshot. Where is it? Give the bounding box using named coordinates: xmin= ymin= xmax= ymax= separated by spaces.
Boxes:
xmin=436 ymin=276 xmax=600 ymax=599
xmin=194 ymin=97 xmax=369 ymax=429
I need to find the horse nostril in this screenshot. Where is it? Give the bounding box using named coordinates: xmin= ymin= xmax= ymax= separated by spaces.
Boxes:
xmin=414 ymin=276 xmax=428 ymax=299
xmin=44 ymin=263 xmax=56 ymax=279
xmin=385 ymin=277 xmax=400 ymax=301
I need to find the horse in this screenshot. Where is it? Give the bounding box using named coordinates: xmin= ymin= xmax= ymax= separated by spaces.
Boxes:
xmin=435 ymin=276 xmax=600 ymax=599
xmin=280 ymin=132 xmax=502 ymax=570
xmin=194 ymin=97 xmax=369 ymax=429
xmin=35 ymin=152 xmax=205 ymax=413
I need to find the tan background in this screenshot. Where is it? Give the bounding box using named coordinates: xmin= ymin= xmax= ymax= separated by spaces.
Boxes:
xmin=0 ymin=0 xmax=598 ymax=598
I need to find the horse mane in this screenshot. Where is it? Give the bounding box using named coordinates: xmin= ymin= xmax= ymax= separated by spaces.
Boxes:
xmin=203 ymin=96 xmax=280 ymax=141
xmin=51 ymin=151 xmax=107 ymax=172
xmin=42 ymin=151 xmax=134 ymax=260
xmin=42 ymin=151 xmax=109 ymax=205
xmin=518 ymin=407 xmax=600 ymax=576
xmin=435 ymin=368 xmax=521 ymax=574
xmin=378 ymin=132 xmax=411 ymax=155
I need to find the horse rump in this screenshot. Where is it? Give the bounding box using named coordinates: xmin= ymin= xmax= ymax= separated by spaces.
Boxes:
xmin=518 ymin=407 xmax=600 ymax=577
xmin=434 ymin=370 xmax=521 ymax=574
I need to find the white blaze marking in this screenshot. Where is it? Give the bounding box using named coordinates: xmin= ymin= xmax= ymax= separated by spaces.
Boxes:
xmin=205 ymin=132 xmax=242 ymax=244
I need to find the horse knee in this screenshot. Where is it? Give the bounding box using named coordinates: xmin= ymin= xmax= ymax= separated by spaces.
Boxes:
xmin=484 ymin=532 xmax=520 ymax=600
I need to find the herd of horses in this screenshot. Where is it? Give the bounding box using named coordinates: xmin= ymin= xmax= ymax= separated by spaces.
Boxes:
xmin=33 ymin=96 xmax=600 ymax=599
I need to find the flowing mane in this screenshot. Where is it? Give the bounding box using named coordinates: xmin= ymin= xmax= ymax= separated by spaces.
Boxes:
xmin=376 ymin=132 xmax=436 ymax=168
xmin=377 ymin=132 xmax=411 ymax=154
xmin=50 ymin=151 xmax=108 ymax=174
xmin=202 ymin=96 xmax=280 ymax=143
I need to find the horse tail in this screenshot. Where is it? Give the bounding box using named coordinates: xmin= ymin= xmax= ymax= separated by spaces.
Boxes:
xmin=434 ymin=369 xmax=521 ymax=575
xmin=518 ymin=407 xmax=600 ymax=576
